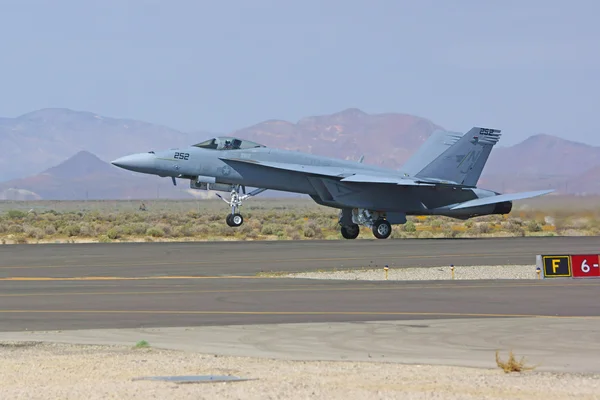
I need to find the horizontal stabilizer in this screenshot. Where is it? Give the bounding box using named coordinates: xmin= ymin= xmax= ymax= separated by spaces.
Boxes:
xmin=450 ymin=190 xmax=554 ymax=210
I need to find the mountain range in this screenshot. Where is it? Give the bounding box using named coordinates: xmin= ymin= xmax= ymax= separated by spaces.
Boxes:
xmin=0 ymin=107 xmax=598 ymax=200
xmin=0 ymin=108 xmax=206 ymax=182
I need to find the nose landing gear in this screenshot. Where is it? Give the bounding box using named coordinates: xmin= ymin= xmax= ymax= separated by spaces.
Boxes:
xmin=216 ymin=185 xmax=267 ymax=227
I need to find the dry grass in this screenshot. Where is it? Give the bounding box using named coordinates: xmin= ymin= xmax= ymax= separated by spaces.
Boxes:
xmin=0 ymin=195 xmax=598 ymax=244
xmin=495 ymin=350 xmax=537 ymax=373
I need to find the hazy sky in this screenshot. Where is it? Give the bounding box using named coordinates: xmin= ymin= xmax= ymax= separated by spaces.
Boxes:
xmin=1 ymin=0 xmax=598 ymax=146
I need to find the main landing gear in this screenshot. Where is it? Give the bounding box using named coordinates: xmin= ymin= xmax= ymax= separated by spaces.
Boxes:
xmin=216 ymin=184 xmax=267 ymax=227
xmin=338 ymin=209 xmax=393 ymax=239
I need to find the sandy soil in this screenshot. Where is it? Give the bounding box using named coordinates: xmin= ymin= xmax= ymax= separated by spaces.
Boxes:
xmin=1 ymin=342 xmax=599 ymax=400
xmin=283 ymin=265 xmax=539 ymax=280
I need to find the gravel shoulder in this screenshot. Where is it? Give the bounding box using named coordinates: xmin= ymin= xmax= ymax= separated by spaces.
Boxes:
xmin=282 ymin=265 xmax=539 ymax=281
xmin=1 ymin=341 xmax=599 ymax=400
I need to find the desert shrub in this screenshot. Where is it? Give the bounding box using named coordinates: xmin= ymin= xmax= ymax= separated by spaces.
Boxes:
xmin=443 ymin=227 xmax=458 ymax=238
xmin=155 ymin=223 xmax=172 ymax=236
xmin=43 ymin=224 xmax=57 ymax=235
xmin=146 ymin=227 xmax=164 ymax=237
xmin=402 ymin=221 xmax=416 ymax=232
xmin=430 ymin=219 xmax=442 ymax=228
xmin=176 ymin=224 xmax=195 ymax=237
xmin=24 ymin=226 xmax=44 ymax=239
xmin=506 ymin=222 xmax=525 ymax=236
xmin=97 ymin=235 xmax=111 ymax=243
xmin=216 ymin=226 xmax=235 ymax=237
xmin=526 ymin=220 xmax=542 ymax=232
xmin=193 ymin=225 xmax=210 ymax=236
xmin=8 ymin=224 xmax=24 ymax=234
xmin=62 ymin=224 xmax=81 ymax=237
xmin=470 ymin=222 xmax=491 ymax=235
xmin=261 ymin=224 xmax=276 ymax=235
xmin=238 ymin=224 xmax=254 ymax=235
xmin=106 ymin=227 xmax=122 ymax=239
xmin=134 ymin=223 xmax=150 ymax=235
xmin=6 ymin=210 xmax=26 ymax=219
xmin=284 ymin=225 xmax=298 ymax=237
xmin=303 ymin=227 xmax=316 ymax=238
xmin=13 ymin=235 xmax=28 ymax=244
xmin=495 ymin=350 xmax=536 ymax=373
xmin=302 ymin=221 xmax=322 ymax=238
xmin=78 ymin=223 xmax=96 ymax=237
xmin=186 ymin=211 xmax=201 ymax=219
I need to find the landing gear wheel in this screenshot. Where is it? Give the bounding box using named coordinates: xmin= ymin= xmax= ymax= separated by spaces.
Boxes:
xmin=372 ymin=219 xmax=392 ymax=239
xmin=341 ymin=224 xmax=360 ymax=239
xmin=216 ymin=185 xmax=267 ymax=228
xmin=226 ymin=213 xmax=244 ymax=227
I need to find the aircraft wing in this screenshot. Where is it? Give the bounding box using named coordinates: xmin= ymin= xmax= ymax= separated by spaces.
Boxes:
xmin=220 ymin=158 xmax=352 ymax=177
xmin=220 ymin=158 xmax=438 ymax=187
xmin=450 ymin=190 xmax=554 ymax=210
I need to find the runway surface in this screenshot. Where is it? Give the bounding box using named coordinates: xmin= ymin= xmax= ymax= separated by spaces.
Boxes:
xmin=1 ymin=236 xmax=599 ymax=278
xmin=0 ymin=237 xmax=599 ymax=332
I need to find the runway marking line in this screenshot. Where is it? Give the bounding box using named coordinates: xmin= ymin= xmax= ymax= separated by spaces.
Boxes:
xmin=0 ymin=276 xmax=258 ymax=281
xmin=0 ymin=281 xmax=599 ymax=298
xmin=0 ymin=252 xmax=538 ymax=270
xmin=0 ymin=309 xmax=599 ymax=320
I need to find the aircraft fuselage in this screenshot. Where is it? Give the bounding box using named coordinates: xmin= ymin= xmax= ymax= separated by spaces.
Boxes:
xmin=112 ymin=145 xmax=508 ymax=218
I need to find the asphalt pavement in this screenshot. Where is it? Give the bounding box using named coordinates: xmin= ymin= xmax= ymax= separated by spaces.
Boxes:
xmin=0 ymin=237 xmax=599 ymax=332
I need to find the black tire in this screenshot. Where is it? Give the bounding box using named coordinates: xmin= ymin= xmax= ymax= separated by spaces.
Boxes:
xmin=225 ymin=214 xmax=234 ymax=227
xmin=372 ymin=219 xmax=392 ymax=239
xmin=341 ymin=224 xmax=360 ymax=239
xmin=230 ymin=213 xmax=244 ymax=227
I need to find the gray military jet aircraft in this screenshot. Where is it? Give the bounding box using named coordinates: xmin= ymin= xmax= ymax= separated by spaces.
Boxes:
xmin=111 ymin=127 xmax=552 ymax=239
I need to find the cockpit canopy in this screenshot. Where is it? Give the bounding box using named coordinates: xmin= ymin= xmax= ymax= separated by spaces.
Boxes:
xmin=193 ymin=136 xmax=265 ymax=150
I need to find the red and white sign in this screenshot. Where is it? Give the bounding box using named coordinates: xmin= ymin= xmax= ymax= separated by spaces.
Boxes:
xmin=571 ymin=254 xmax=600 ymax=278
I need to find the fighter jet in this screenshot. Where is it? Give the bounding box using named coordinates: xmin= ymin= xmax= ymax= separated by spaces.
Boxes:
xmin=111 ymin=127 xmax=553 ymax=239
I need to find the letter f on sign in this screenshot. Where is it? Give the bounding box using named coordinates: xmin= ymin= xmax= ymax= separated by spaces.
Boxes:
xmin=552 ymin=259 xmax=560 ymax=273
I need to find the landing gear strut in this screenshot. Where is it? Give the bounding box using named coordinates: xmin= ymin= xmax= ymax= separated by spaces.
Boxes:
xmin=338 ymin=208 xmax=393 ymax=239
xmin=216 ymin=184 xmax=266 ymax=227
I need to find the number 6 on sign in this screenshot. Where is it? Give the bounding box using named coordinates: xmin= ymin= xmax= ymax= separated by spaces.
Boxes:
xmin=582 ymin=260 xmax=590 ymax=273
xmin=571 ymin=255 xmax=600 ymax=278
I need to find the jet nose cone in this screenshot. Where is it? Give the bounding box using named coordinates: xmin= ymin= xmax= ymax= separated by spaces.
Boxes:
xmin=111 ymin=153 xmax=156 ymax=173
xmin=110 ymin=156 xmax=129 ymax=168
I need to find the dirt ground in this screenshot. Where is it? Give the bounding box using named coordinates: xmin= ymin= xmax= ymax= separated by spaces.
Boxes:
xmin=1 ymin=342 xmax=599 ymax=400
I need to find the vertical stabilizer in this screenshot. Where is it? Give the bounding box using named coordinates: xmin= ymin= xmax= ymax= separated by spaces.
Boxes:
xmin=414 ymin=127 xmax=501 ymax=186
xmin=400 ymin=129 xmax=463 ymax=176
